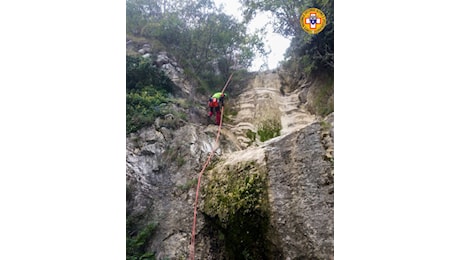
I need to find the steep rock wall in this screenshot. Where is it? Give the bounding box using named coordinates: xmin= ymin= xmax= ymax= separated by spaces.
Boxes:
xmin=126 ymin=61 xmax=334 ymax=259
xmin=126 ymin=123 xmax=240 ymax=259
xmin=196 ymin=115 xmax=334 ymax=259
xmin=265 ymin=119 xmax=334 ymax=259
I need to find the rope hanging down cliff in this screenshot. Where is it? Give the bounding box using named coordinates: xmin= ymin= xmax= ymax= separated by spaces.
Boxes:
xmin=189 ymin=73 xmax=233 ymax=260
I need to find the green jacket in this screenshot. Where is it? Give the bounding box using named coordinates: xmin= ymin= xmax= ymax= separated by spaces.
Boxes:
xmin=212 ymin=92 xmax=224 ymax=99
xmin=210 ymin=92 xmax=225 ymax=106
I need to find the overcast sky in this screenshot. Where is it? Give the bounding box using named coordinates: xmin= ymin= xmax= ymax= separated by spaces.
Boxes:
xmin=213 ymin=0 xmax=291 ymax=71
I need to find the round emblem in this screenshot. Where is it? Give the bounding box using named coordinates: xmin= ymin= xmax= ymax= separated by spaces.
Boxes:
xmin=300 ymin=8 xmax=327 ymax=34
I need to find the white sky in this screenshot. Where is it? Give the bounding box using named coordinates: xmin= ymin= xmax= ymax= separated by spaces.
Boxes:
xmin=214 ymin=0 xmax=291 ymax=71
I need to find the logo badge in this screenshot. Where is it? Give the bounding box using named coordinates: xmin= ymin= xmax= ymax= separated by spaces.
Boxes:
xmin=300 ymin=8 xmax=327 ymax=34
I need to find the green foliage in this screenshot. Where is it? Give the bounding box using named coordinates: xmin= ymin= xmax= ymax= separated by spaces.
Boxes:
xmin=126 ymin=0 xmax=148 ymax=35
xmin=241 ymin=0 xmax=334 ymax=91
xmin=243 ymin=0 xmax=334 ymax=117
xmin=246 ymin=130 xmax=256 ymax=141
xmin=126 ymin=0 xmax=266 ymax=87
xmin=241 ymin=0 xmax=304 ymax=37
xmin=257 ymin=119 xmax=281 ymax=142
xmin=126 ymin=89 xmax=168 ymax=133
xmin=203 ymin=161 xmax=276 ymax=258
xmin=126 ymin=55 xmax=175 ymax=93
xmin=126 ymin=187 xmax=158 ymax=259
xmin=195 ymin=70 xmax=224 ymax=95
xmin=312 ymin=77 xmax=334 ymax=116
xmin=126 ymin=219 xmax=158 ymax=260
xmin=203 ymin=161 xmax=268 ymax=223
xmin=245 ymin=130 xmax=257 ymax=146
xmin=126 ymin=55 xmax=178 ymax=134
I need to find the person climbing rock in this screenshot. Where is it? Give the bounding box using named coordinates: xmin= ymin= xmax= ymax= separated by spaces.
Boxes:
xmin=208 ymin=92 xmax=225 ymax=125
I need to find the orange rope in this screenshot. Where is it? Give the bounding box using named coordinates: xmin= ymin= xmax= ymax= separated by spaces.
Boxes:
xmin=189 ymin=73 xmax=233 ymax=260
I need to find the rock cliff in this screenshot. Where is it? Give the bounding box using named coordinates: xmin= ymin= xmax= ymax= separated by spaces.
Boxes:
xmin=126 ymin=50 xmax=334 ymax=259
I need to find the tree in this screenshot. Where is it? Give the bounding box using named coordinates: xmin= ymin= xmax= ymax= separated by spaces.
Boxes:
xmin=240 ymin=0 xmax=309 ymax=37
xmin=127 ymin=0 xmax=267 ymax=94
xmin=127 ymin=0 xmax=266 ymax=78
xmin=240 ymin=0 xmax=334 ymax=77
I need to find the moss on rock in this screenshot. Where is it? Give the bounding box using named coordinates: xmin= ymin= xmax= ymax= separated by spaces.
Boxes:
xmin=203 ymin=161 xmax=267 ymax=223
xmin=202 ymin=160 xmax=281 ymax=259
xmin=257 ymin=119 xmax=281 ymax=142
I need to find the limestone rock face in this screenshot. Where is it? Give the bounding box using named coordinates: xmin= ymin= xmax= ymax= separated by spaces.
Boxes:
xmin=126 ymin=69 xmax=334 ymax=259
xmin=228 ymin=71 xmax=316 ymax=148
xmin=126 ymin=123 xmax=241 ymax=259
xmin=191 ymin=121 xmax=334 ymax=260
xmin=155 ymin=52 xmax=192 ymax=95
xmin=265 ymin=122 xmax=334 ymax=259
